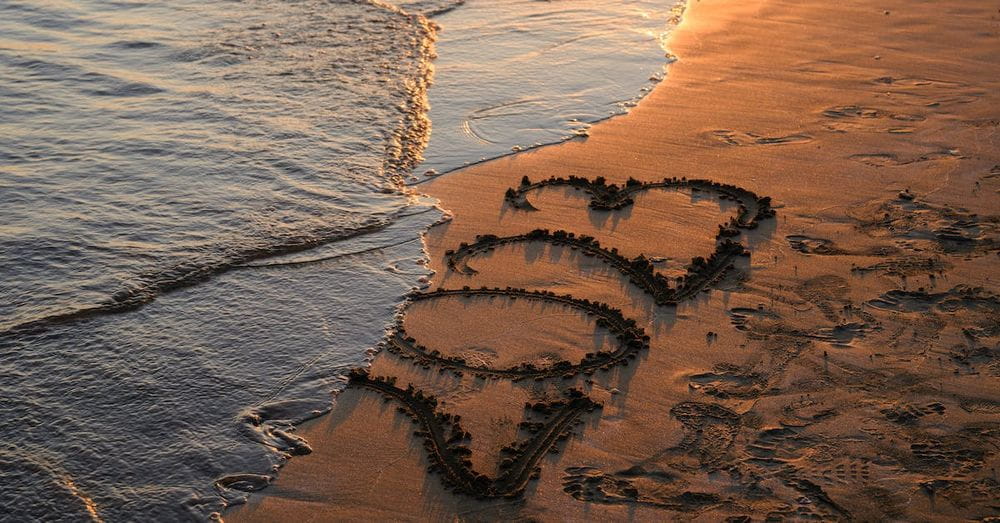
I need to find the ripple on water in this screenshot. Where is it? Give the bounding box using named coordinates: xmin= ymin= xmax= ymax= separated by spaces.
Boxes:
xmin=0 ymin=0 xmax=441 ymax=518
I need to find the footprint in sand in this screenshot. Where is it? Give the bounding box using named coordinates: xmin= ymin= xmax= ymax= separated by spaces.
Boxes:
xmin=821 ymin=104 xmax=925 ymax=133
xmin=959 ymin=399 xmax=1000 ymax=414
xmin=850 ymin=196 xmax=999 ymax=255
xmin=561 ymin=465 xmax=722 ymax=512
xmin=851 ymin=255 xmax=950 ymax=278
xmin=976 ymin=164 xmax=1000 ymax=195
xmin=562 ymin=401 xmax=740 ymax=510
xmin=871 ymin=76 xmax=985 ymax=107
xmin=872 ymin=76 xmax=967 ymax=88
xmin=963 ymin=117 xmax=1000 ymax=128
xmin=728 ymin=305 xmax=780 ymax=323
xmin=848 ymin=150 xmax=962 ymax=167
xmin=746 ymin=426 xmax=816 ymax=468
xmin=794 ymin=275 xmax=851 ymax=322
xmin=668 ymin=401 xmax=742 ymax=468
xmin=786 ymin=234 xmax=900 ymax=257
xmin=708 ymin=129 xmax=813 ymax=146
xmin=921 ymin=478 xmax=1000 ymax=511
xmin=688 ymin=363 xmax=769 ymax=399
xmin=785 ymin=235 xmax=846 ymax=255
xmin=810 ymin=321 xmax=873 ymax=347
xmin=880 ymin=401 xmax=946 ymax=425
xmin=909 ymin=438 xmax=986 ymax=475
xmin=803 ymin=457 xmax=875 ymax=486
xmin=866 ymin=286 xmax=1000 ymax=314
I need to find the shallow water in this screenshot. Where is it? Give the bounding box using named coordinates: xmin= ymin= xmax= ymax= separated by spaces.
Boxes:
xmin=0 ymin=0 xmax=445 ymax=332
xmin=0 ymin=0 xmax=442 ymax=518
xmin=414 ymin=0 xmax=681 ymax=177
xmin=0 ymin=0 xmax=678 ymax=519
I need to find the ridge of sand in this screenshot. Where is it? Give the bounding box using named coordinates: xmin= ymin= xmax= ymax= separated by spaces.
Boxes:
xmin=231 ymin=0 xmax=1000 ymax=520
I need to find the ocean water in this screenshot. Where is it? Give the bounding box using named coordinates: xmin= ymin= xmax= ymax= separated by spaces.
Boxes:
xmin=0 ymin=0 xmax=679 ymax=519
xmin=414 ymin=0 xmax=682 ymax=178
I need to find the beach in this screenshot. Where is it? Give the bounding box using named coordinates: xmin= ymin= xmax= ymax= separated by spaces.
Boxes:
xmin=231 ymin=0 xmax=1000 ymax=520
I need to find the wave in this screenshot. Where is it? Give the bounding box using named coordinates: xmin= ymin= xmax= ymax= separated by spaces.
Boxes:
xmin=408 ymin=0 xmax=687 ymax=182
xmin=0 ymin=0 xmax=447 ymax=519
xmin=1 ymin=212 xmax=413 ymax=336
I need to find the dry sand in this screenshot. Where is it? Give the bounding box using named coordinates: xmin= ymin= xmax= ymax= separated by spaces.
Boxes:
xmin=230 ymin=0 xmax=1000 ymax=520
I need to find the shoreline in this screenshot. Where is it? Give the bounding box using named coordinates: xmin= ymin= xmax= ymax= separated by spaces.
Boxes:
xmin=231 ymin=0 xmax=1000 ymax=519
xmin=408 ymin=0 xmax=685 ymax=183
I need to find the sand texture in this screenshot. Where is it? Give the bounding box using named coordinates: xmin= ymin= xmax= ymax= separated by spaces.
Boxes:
xmin=231 ymin=0 xmax=1000 ymax=520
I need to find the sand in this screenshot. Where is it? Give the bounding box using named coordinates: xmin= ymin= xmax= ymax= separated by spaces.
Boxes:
xmin=230 ymin=0 xmax=1000 ymax=520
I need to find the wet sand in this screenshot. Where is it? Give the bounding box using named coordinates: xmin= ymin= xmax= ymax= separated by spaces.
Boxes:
xmin=231 ymin=0 xmax=1000 ymax=520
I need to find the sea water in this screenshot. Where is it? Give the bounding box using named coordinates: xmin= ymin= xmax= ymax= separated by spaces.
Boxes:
xmin=0 ymin=0 xmax=679 ymax=519
xmin=415 ymin=0 xmax=682 ymax=178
